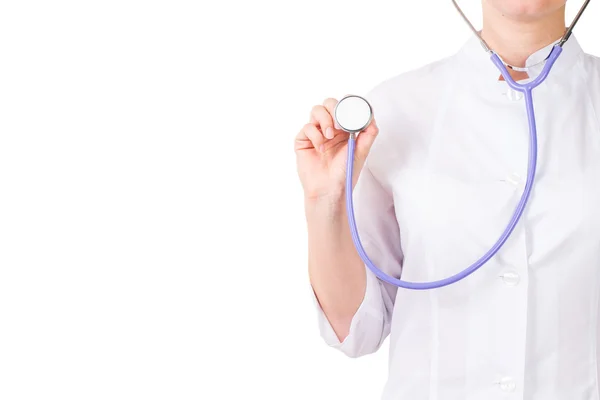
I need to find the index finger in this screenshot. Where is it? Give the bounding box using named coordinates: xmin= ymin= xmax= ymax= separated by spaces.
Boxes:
xmin=323 ymin=97 xmax=342 ymax=138
xmin=310 ymin=104 xmax=335 ymax=140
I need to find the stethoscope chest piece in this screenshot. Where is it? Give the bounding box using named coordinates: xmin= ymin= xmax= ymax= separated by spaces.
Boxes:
xmin=334 ymin=95 xmax=373 ymax=134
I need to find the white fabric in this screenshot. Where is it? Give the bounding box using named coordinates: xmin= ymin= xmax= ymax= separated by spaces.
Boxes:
xmin=312 ymin=35 xmax=600 ymax=399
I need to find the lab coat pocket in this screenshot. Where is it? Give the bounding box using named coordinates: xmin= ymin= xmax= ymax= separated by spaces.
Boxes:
xmin=392 ymin=168 xmax=517 ymax=280
xmin=425 ymin=172 xmax=514 ymax=243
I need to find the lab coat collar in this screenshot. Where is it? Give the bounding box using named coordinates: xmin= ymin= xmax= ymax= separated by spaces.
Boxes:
xmin=456 ymin=32 xmax=584 ymax=86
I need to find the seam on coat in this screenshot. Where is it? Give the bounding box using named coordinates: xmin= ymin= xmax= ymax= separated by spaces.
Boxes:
xmin=425 ymin=52 xmax=460 ymax=400
xmin=576 ymin=52 xmax=600 ymax=400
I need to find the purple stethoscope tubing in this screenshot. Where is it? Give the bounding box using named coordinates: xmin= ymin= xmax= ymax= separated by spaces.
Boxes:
xmin=345 ymin=45 xmax=563 ymax=290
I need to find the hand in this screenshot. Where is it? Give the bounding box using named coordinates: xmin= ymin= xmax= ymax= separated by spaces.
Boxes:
xmin=295 ymin=97 xmax=379 ymax=202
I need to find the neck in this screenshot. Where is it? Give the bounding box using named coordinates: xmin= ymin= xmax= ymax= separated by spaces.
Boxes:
xmin=481 ymin=3 xmax=566 ymax=68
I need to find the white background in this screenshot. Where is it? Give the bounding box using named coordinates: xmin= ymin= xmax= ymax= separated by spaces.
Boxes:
xmin=0 ymin=1 xmax=598 ymax=399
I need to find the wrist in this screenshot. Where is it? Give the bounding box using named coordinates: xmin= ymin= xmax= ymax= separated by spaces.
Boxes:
xmin=303 ymin=184 xmax=345 ymax=203
xmin=304 ymin=189 xmax=344 ymax=207
xmin=304 ymin=190 xmax=347 ymax=221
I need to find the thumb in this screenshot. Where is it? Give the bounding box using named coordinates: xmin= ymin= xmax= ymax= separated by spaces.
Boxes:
xmin=354 ymin=120 xmax=379 ymax=162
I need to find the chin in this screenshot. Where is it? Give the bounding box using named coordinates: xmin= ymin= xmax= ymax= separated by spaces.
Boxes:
xmin=485 ymin=0 xmax=566 ymax=19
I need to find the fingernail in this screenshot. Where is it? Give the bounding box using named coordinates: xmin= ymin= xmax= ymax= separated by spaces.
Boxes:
xmin=334 ymin=122 xmax=341 ymax=130
xmin=325 ymin=127 xmax=333 ymax=139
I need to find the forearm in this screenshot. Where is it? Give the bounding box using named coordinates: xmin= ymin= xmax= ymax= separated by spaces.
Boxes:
xmin=305 ymin=193 xmax=367 ymax=342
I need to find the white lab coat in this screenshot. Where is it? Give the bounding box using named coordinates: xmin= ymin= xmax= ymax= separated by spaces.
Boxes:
xmin=313 ymin=35 xmax=600 ymax=399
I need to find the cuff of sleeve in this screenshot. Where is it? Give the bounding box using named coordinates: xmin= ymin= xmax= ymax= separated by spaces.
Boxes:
xmin=310 ymin=266 xmax=384 ymax=351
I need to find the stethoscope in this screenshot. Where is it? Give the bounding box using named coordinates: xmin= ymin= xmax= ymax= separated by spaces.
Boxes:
xmin=336 ymin=0 xmax=591 ymax=290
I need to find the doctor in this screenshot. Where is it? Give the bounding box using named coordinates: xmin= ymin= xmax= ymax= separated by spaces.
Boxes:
xmin=295 ymin=1 xmax=600 ymax=399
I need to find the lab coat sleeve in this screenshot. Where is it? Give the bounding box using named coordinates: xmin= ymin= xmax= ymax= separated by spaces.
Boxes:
xmin=311 ymin=156 xmax=403 ymax=358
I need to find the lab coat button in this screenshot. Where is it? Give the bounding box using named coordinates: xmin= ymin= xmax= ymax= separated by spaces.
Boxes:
xmin=500 ymin=271 xmax=520 ymax=286
xmin=499 ymin=376 xmax=516 ymax=392
xmin=507 ymin=88 xmax=524 ymax=101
